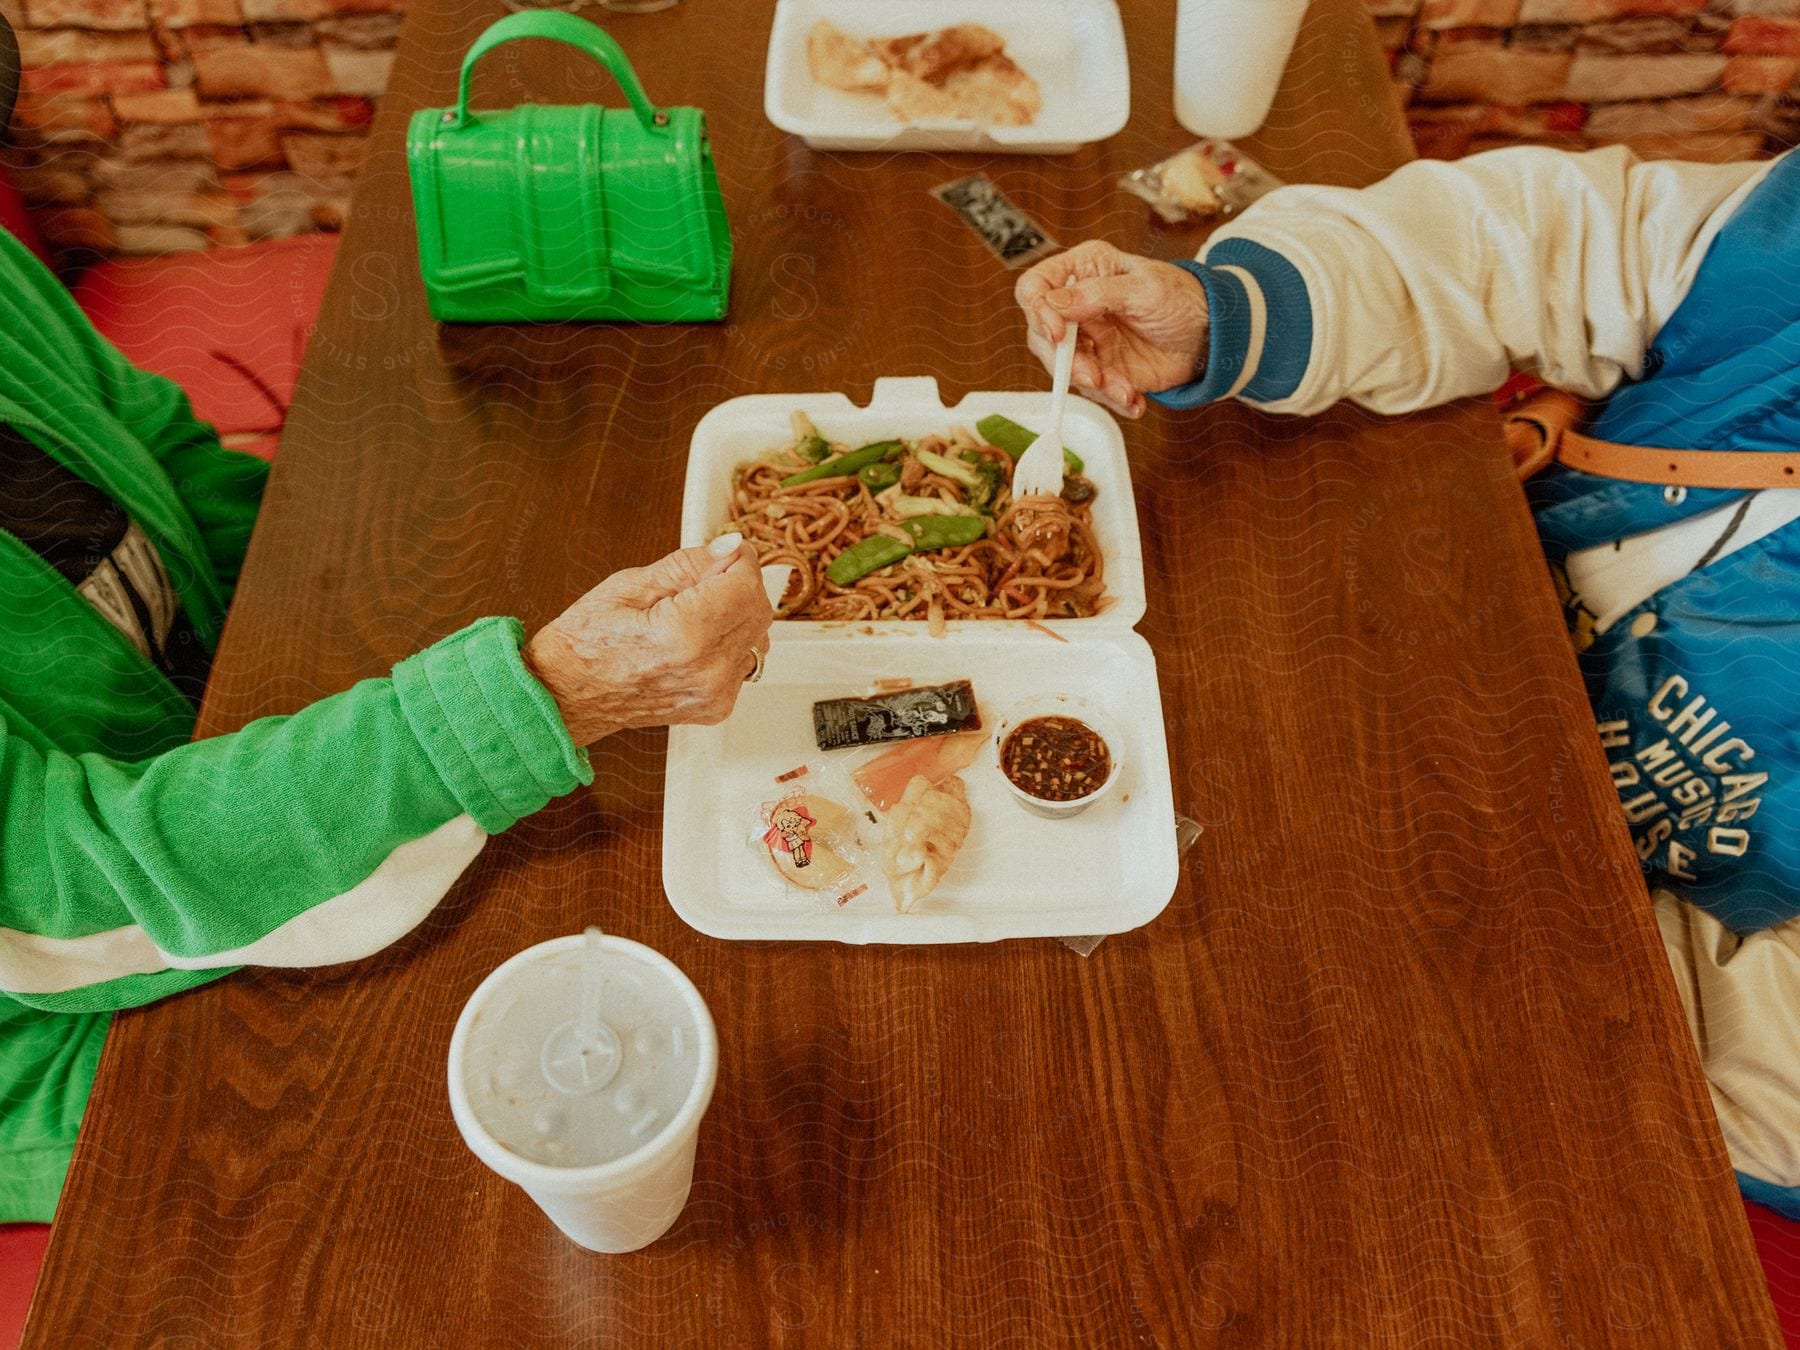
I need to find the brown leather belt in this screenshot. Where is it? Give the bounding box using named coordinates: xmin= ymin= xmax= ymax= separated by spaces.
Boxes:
xmin=1503 ymin=388 xmax=1800 ymax=489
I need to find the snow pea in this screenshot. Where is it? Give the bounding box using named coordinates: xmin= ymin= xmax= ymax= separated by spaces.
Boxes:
xmin=793 ymin=434 xmax=831 ymax=463
xmin=826 ymin=515 xmax=987 ymax=585
xmin=975 ymin=414 xmax=1084 ymax=475
xmin=781 ymin=440 xmax=905 ymax=488
xmin=858 ymin=461 xmax=902 ymax=490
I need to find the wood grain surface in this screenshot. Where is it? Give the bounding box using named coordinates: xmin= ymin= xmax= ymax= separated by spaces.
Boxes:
xmin=25 ymin=0 xmax=1781 ymax=1345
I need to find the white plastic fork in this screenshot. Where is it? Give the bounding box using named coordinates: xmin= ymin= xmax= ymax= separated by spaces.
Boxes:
xmin=760 ymin=563 xmax=794 ymax=610
xmin=1013 ymin=321 xmax=1077 ymax=500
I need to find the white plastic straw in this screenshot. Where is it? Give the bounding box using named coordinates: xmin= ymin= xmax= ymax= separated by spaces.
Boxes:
xmin=581 ymin=924 xmax=605 ymax=1047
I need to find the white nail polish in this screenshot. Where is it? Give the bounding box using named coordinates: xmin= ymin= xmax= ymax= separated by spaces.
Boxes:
xmin=708 ymin=532 xmax=742 ymax=558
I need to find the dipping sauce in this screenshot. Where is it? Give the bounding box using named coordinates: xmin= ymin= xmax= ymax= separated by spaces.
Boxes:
xmin=1000 ymin=716 xmax=1111 ymax=803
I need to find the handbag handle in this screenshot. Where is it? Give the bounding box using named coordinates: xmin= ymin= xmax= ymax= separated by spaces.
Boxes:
xmin=453 ymin=11 xmax=661 ymax=132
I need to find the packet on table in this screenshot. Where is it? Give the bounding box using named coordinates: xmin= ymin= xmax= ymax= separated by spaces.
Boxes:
xmin=1120 ymin=139 xmax=1282 ymax=224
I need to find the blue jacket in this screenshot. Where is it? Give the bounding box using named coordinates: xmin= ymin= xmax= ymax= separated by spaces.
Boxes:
xmin=1154 ymin=146 xmax=1800 ymax=1217
xmin=1532 ymin=151 xmax=1800 ymax=939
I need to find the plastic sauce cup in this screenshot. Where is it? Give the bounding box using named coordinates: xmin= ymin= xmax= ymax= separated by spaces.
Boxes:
xmin=447 ymin=934 xmax=718 ymax=1253
xmin=991 ymin=694 xmax=1126 ymax=819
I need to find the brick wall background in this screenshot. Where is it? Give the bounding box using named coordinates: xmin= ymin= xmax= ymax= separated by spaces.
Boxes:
xmin=2 ymin=0 xmax=1797 ymax=258
xmin=0 ymin=0 xmax=394 ymax=256
xmin=1370 ymin=0 xmax=1800 ymax=161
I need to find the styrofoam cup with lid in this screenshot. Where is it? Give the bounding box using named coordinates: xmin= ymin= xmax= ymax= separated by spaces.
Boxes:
xmin=447 ymin=933 xmax=718 ymax=1253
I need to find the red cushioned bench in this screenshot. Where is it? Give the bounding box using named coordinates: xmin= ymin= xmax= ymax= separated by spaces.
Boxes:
xmin=71 ymin=232 xmax=337 ymax=462
xmin=1749 ymin=1201 xmax=1800 ymax=1345
xmin=4 ymin=167 xmax=336 ymax=463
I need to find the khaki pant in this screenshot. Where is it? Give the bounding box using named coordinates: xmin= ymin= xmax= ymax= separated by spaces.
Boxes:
xmin=1657 ymin=891 xmax=1800 ymax=1193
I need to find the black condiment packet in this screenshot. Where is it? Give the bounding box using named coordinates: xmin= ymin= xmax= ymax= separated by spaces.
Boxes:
xmin=812 ymin=681 xmax=982 ymax=751
xmin=931 ymin=174 xmax=1057 ymax=269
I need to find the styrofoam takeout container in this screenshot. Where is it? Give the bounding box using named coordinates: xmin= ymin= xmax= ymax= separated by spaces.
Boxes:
xmin=763 ymin=0 xmax=1131 ymax=155
xmin=663 ymin=376 xmax=1177 ymax=944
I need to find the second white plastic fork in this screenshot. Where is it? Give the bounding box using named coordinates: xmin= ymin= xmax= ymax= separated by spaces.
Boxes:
xmin=1012 ymin=321 xmax=1077 ymax=500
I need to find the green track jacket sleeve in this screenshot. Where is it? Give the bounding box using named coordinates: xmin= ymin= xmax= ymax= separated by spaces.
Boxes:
xmin=0 ymin=616 xmax=592 ymax=1014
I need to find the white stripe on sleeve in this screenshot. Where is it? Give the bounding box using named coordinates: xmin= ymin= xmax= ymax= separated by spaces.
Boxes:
xmin=1213 ymin=264 xmax=1268 ymax=401
xmin=0 ymin=815 xmax=486 ymax=997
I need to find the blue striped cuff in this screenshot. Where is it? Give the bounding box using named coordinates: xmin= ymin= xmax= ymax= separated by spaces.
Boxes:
xmin=1149 ymin=241 xmax=1314 ymax=409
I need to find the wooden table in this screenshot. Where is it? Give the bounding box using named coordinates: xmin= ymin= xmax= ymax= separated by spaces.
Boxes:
xmin=26 ymin=0 xmax=1781 ymax=1345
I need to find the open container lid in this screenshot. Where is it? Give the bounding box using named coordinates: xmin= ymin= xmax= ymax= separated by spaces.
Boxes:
xmin=679 ymin=375 xmax=1147 ymax=635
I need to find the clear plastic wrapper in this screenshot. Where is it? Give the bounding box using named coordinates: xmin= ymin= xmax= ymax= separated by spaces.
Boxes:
xmin=1119 ymin=139 xmax=1282 ymax=224
xmin=843 ymin=730 xmax=985 ymax=814
xmin=752 ymin=731 xmax=986 ymax=915
xmin=750 ymin=760 xmax=880 ymax=909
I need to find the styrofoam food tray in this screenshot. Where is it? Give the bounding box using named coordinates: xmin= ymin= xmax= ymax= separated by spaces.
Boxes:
xmin=664 ymin=633 xmax=1175 ymax=943
xmin=662 ymin=376 xmax=1177 ymax=943
xmin=763 ymin=0 xmax=1131 ymax=155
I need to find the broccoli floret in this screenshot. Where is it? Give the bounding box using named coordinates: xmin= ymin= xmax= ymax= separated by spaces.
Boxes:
xmin=964 ymin=453 xmax=1006 ymax=512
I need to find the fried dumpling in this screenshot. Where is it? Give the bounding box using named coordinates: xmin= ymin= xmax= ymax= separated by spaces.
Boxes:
xmin=882 ymin=69 xmax=966 ymax=123
xmin=807 ymin=20 xmax=1040 ymax=128
xmin=881 ymin=774 xmax=972 ymax=913
xmin=882 ymin=59 xmax=1038 ymax=127
xmin=937 ymin=56 xmax=1041 ymax=126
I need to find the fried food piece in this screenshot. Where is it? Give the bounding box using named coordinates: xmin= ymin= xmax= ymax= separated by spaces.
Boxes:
xmin=883 ymin=70 xmax=965 ymax=122
xmin=885 ymin=65 xmax=1039 ymax=127
xmin=807 ymin=20 xmax=891 ymax=92
xmin=810 ymin=20 xmax=1040 ymax=128
xmin=882 ymin=774 xmax=972 ymax=913
xmin=874 ymin=24 xmax=1006 ymax=82
xmin=939 ymin=56 xmax=1041 ymax=127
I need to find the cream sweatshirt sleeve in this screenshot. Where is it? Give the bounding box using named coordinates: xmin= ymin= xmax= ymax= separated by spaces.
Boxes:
xmin=1154 ymin=146 xmax=1780 ymax=417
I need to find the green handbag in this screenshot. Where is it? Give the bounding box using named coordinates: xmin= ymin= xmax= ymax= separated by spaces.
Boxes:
xmin=405 ymin=11 xmax=731 ymax=324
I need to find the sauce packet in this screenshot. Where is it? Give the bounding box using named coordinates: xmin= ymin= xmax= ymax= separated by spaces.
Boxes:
xmin=812 ymin=680 xmax=982 ymax=752
xmin=931 ymin=173 xmax=1059 ymax=269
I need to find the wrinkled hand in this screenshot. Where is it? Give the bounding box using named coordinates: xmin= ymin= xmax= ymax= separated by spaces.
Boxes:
xmin=524 ymin=534 xmax=773 ymax=746
xmin=1015 ymin=241 xmax=1210 ymax=420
